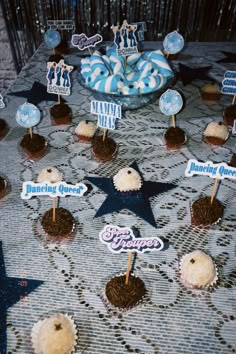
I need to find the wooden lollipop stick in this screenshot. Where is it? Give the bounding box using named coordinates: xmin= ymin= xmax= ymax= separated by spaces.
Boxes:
xmin=52 ymin=197 xmax=57 ymax=222
xmin=58 ymin=94 xmax=60 ymax=105
xmin=171 ymin=115 xmax=176 ymax=128
xmin=125 ymin=252 xmax=133 ymax=285
xmin=29 ymin=127 xmax=33 ymax=139
xmin=166 ymin=52 xmax=169 ymax=59
xmin=88 ymin=48 xmax=93 ymax=56
xmin=232 ymin=95 xmax=236 ymax=105
xmin=210 ymin=178 xmax=218 ymax=204
xmin=103 ymin=129 xmax=107 ymax=142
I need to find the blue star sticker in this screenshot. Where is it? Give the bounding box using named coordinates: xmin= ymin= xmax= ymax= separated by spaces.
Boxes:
xmin=0 ymin=241 xmax=43 ymax=354
xmin=86 ymin=162 xmax=177 ymax=228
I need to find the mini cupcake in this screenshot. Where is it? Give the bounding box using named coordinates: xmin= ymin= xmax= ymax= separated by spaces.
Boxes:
xmin=31 ymin=313 xmax=77 ymax=354
xmin=0 ymin=176 xmax=8 ymax=199
xmin=224 ymin=104 xmax=236 ymax=127
xmin=164 ymin=126 xmax=187 ymax=150
xmin=20 ymin=133 xmax=48 ymax=160
xmin=180 ymin=250 xmax=218 ymax=289
xmin=37 ymin=167 xmax=63 ymax=184
xmin=200 ymin=82 xmax=221 ymax=103
xmin=75 ymin=121 xmax=96 ymax=143
xmin=204 ymin=121 xmax=229 ymax=145
xmin=0 ymin=119 xmax=8 ymax=140
xmin=50 ymin=103 xmax=72 ymax=125
xmin=191 ymin=196 xmax=224 ymax=226
xmin=105 ymin=273 xmax=146 ymax=310
xmin=92 ymin=135 xmax=117 ymax=162
xmin=113 ymin=167 xmax=142 ymax=194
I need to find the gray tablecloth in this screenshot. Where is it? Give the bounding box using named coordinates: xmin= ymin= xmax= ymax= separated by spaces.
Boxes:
xmin=1 ymin=42 xmax=236 ymax=354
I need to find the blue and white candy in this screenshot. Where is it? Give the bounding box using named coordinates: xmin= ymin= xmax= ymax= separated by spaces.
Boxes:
xmin=137 ymin=75 xmax=165 ymax=94
xmin=159 ymin=89 xmax=183 ymax=116
xmin=94 ymin=73 xmax=124 ymax=93
xmin=90 ymin=54 xmax=110 ymax=77
xmin=118 ymin=79 xmax=139 ymax=95
xmin=143 ymin=50 xmax=173 ymax=78
xmin=81 ymin=58 xmax=91 ymax=79
xmin=163 ymin=31 xmax=184 ymax=55
xmin=110 ymin=55 xmax=126 ymax=74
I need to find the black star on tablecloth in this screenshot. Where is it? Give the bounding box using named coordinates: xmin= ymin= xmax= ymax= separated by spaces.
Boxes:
xmin=0 ymin=241 xmax=43 ymax=354
xmin=7 ymin=81 xmax=66 ymax=106
xmin=86 ymin=162 xmax=177 ymax=228
xmin=216 ymin=51 xmax=236 ymax=63
xmin=178 ymin=63 xmax=213 ymax=86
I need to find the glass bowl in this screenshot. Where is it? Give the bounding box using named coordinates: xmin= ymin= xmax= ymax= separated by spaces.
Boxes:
xmin=77 ymin=68 xmax=175 ymax=111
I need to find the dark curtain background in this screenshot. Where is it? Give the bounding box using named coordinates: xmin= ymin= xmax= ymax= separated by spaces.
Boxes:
xmin=1 ymin=0 xmax=236 ymax=73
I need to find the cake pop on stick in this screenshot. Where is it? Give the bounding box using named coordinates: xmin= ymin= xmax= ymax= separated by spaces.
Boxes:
xmin=163 ymin=30 xmax=184 ymax=59
xmin=16 ymin=102 xmax=47 ymax=160
xmin=159 ymin=89 xmax=186 ymax=149
xmin=125 ymin=252 xmax=133 ymax=285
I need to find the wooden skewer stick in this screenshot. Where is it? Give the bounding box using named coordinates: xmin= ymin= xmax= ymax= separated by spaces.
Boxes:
xmin=29 ymin=127 xmax=33 ymax=139
xmin=52 ymin=197 xmax=57 ymax=222
xmin=232 ymin=95 xmax=236 ymax=105
xmin=171 ymin=115 xmax=176 ymax=128
xmin=125 ymin=252 xmax=133 ymax=285
xmin=103 ymin=129 xmax=107 ymax=142
xmin=88 ymin=48 xmax=93 ymax=56
xmin=210 ymin=178 xmax=218 ymax=204
xmin=58 ymin=94 xmax=60 ymax=105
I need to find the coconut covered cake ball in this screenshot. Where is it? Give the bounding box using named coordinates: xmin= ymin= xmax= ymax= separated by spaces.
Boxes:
xmin=204 ymin=121 xmax=229 ymax=145
xmin=75 ymin=121 xmax=96 ymax=142
xmin=113 ymin=167 xmax=142 ymax=192
xmin=37 ymin=167 xmax=63 ymax=183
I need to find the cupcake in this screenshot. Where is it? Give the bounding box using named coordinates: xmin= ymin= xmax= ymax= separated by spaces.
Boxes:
xmin=50 ymin=103 xmax=72 ymax=125
xmin=200 ymin=82 xmax=221 ymax=103
xmin=92 ymin=135 xmax=117 ymax=162
xmin=20 ymin=133 xmax=48 ymax=160
xmin=105 ymin=273 xmax=146 ymax=310
xmin=75 ymin=121 xmax=96 ymax=142
xmin=229 ymin=153 xmax=236 ymax=167
xmin=0 ymin=176 xmax=8 ymax=199
xmin=203 ymin=121 xmax=229 ymax=145
xmin=0 ymin=119 xmax=8 ymax=140
xmin=164 ymin=126 xmax=187 ymax=149
xmin=113 ymin=167 xmax=142 ymax=194
xmin=31 ymin=314 xmax=77 ymax=354
xmin=180 ymin=250 xmax=218 ymax=289
xmin=191 ymin=196 xmax=224 ymax=226
xmin=224 ymin=104 xmax=236 ymax=127
xmin=37 ymin=167 xmax=63 ymax=184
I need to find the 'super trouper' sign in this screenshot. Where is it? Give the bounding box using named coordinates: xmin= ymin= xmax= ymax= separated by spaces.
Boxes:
xmin=221 ymin=71 xmax=236 ymax=95
xmin=21 ymin=181 xmax=87 ymax=199
xmin=91 ymin=100 xmax=122 ymax=130
xmin=99 ymin=225 xmax=164 ymax=254
xmin=71 ymin=33 xmax=103 ymax=50
xmin=185 ymin=159 xmax=236 ymax=180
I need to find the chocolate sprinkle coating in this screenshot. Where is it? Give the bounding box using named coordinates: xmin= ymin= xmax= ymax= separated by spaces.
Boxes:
xmin=191 ymin=196 xmax=224 ymax=226
xmin=164 ymin=127 xmax=186 ymax=148
xmin=41 ymin=207 xmax=74 ymax=238
xmin=105 ymin=274 xmax=146 ymax=309
xmin=92 ymin=135 xmax=117 ymax=162
xmin=20 ymin=134 xmax=46 ymax=153
xmin=0 ymin=176 xmax=6 ymax=192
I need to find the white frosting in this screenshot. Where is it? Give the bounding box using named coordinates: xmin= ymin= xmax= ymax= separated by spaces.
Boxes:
xmin=75 ymin=121 xmax=96 ymax=138
xmin=180 ymin=250 xmax=217 ymax=288
xmin=204 ymin=121 xmax=229 ymax=140
xmin=113 ymin=167 xmax=142 ymax=192
xmin=31 ymin=314 xmax=77 ymax=354
xmin=37 ymin=167 xmax=62 ymax=183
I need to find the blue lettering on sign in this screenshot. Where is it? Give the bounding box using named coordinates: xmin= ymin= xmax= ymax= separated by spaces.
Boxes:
xmin=223 ymin=79 xmax=236 ymax=87
xmin=222 ymin=70 xmax=236 ymax=95
xmin=222 ymin=86 xmax=236 ymax=95
xmin=91 ymin=100 xmax=122 ymax=119
xmin=97 ymin=115 xmax=116 ymax=130
xmin=225 ymin=71 xmax=236 ymax=79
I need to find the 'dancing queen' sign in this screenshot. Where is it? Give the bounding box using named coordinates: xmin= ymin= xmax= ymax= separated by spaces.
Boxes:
xmin=99 ymin=225 xmax=164 ymax=254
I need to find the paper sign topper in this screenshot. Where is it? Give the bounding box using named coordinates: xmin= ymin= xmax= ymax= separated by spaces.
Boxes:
xmin=185 ymin=159 xmax=236 ymax=180
xmin=99 ymin=225 xmax=164 ymax=254
xmin=112 ymin=20 xmax=138 ymax=57
xmin=159 ymin=89 xmax=183 ymax=116
xmin=71 ymin=33 xmax=103 ymax=51
xmin=0 ymin=94 xmax=5 ymax=109
xmin=131 ymin=22 xmax=147 ymax=41
xmin=21 ymin=181 xmax=87 ymax=200
xmin=16 ymin=103 xmax=40 ymax=128
xmin=221 ymin=71 xmax=236 ymax=95
xmin=163 ymin=30 xmax=184 ymax=55
xmin=47 ymin=59 xmax=73 ymax=96
xmin=91 ymin=100 xmax=122 ymax=130
xmin=47 ymin=20 xmax=75 ymax=31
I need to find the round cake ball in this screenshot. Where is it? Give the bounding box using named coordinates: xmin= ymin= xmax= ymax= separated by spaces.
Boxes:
xmin=75 ymin=121 xmax=96 ymax=142
xmin=204 ymin=121 xmax=229 ymax=145
xmin=200 ymin=82 xmax=221 ymax=102
xmin=37 ymin=167 xmax=62 ymax=184
xmin=224 ymin=104 xmax=236 ymax=127
xmin=31 ymin=314 xmax=77 ymax=354
xmin=113 ymin=167 xmax=142 ymax=192
xmin=180 ymin=250 xmax=217 ymax=289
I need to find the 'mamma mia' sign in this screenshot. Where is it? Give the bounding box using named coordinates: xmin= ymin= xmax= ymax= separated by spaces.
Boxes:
xmin=90 ymin=100 xmax=122 ymax=130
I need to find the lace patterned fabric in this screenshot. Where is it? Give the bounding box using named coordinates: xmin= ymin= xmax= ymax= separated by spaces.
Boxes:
xmin=1 ymin=42 xmax=236 ymax=353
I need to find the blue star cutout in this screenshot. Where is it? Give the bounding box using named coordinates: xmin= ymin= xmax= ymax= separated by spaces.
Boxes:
xmin=178 ymin=63 xmax=212 ymax=86
xmin=7 ymin=81 xmax=66 ymax=106
xmin=0 ymin=241 xmax=43 ymax=354
xmin=86 ymin=162 xmax=177 ymax=228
